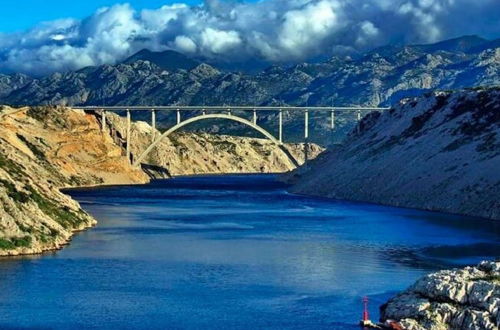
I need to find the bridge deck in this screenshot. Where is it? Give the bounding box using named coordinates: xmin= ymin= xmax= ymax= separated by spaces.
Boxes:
xmin=77 ymin=106 xmax=389 ymax=112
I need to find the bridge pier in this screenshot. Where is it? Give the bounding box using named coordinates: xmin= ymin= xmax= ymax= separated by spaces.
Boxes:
xmin=101 ymin=109 xmax=106 ymax=132
xmin=125 ymin=109 xmax=132 ymax=162
xmin=126 ymin=109 xmax=131 ymax=163
xmin=253 ymin=109 xmax=257 ymax=125
xmin=176 ymin=109 xmax=181 ymax=125
xmin=151 ymin=109 xmax=156 ymax=142
xmin=330 ymin=109 xmax=335 ymax=130
xmin=357 ymin=109 xmax=361 ymax=134
xmin=279 ymin=109 xmax=283 ymax=143
xmin=304 ymin=109 xmax=309 ymax=140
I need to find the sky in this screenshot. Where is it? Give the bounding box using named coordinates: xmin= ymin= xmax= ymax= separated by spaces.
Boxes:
xmin=0 ymin=0 xmax=203 ymax=32
xmin=0 ymin=0 xmax=499 ymax=76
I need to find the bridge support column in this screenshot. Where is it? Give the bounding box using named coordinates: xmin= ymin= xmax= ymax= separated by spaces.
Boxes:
xmin=330 ymin=109 xmax=336 ymax=145
xmin=357 ymin=109 xmax=361 ymax=134
xmin=227 ymin=108 xmax=232 ymax=116
xmin=101 ymin=109 xmax=106 ymax=132
xmin=176 ymin=109 xmax=181 ymax=125
xmin=279 ymin=109 xmax=283 ymax=143
xmin=253 ymin=109 xmax=257 ymax=125
xmin=304 ymin=109 xmax=309 ymax=140
xmin=126 ymin=109 xmax=131 ymax=163
xmin=304 ymin=109 xmax=309 ymax=162
xmin=202 ymin=108 xmax=206 ymax=116
xmin=151 ymin=109 xmax=156 ymax=142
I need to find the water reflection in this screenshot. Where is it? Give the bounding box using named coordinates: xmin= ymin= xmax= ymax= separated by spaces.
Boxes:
xmin=0 ymin=175 xmax=498 ymax=329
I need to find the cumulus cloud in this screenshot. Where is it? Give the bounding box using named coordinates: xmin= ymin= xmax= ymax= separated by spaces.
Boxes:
xmin=0 ymin=0 xmax=499 ymax=75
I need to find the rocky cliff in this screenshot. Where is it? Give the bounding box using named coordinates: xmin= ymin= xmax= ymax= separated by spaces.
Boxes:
xmin=286 ymin=88 xmax=500 ymax=220
xmin=381 ymin=260 xmax=500 ymax=330
xmin=0 ymin=106 xmax=319 ymax=256
xmin=0 ymin=106 xmax=148 ymax=256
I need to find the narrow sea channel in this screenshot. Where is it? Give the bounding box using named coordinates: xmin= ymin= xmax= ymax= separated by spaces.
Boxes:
xmin=0 ymin=175 xmax=498 ymax=329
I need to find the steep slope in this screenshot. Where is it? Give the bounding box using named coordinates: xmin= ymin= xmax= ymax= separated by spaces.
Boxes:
xmin=286 ymin=88 xmax=500 ymax=220
xmin=0 ymin=106 xmax=148 ymax=256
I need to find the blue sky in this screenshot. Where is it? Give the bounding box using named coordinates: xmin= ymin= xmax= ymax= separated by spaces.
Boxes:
xmin=0 ymin=0 xmax=201 ymax=32
xmin=0 ymin=0 xmax=499 ymax=76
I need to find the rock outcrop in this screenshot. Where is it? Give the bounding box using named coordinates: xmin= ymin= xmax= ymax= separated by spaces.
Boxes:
xmin=381 ymin=261 xmax=500 ymax=330
xmin=286 ymin=88 xmax=500 ymax=220
xmin=0 ymin=106 xmax=148 ymax=256
xmin=0 ymin=106 xmax=320 ymax=256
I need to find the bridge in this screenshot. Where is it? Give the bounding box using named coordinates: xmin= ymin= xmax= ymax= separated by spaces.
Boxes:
xmin=78 ymin=106 xmax=389 ymax=168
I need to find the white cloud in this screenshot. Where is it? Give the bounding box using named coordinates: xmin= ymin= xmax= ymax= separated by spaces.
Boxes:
xmin=174 ymin=35 xmax=197 ymax=53
xmin=0 ymin=0 xmax=499 ymax=75
xmin=200 ymin=28 xmax=242 ymax=55
xmin=278 ymin=1 xmax=339 ymax=59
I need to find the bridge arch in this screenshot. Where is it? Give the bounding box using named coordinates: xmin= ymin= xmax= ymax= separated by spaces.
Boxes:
xmin=132 ymin=113 xmax=300 ymax=168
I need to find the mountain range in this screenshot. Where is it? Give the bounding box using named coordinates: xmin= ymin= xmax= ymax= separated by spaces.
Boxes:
xmin=0 ymin=35 xmax=498 ymax=143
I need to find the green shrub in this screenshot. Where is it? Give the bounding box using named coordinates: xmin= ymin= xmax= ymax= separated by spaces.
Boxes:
xmin=28 ymin=187 xmax=83 ymax=229
xmin=16 ymin=134 xmax=46 ymax=161
xmin=11 ymin=236 xmax=32 ymax=248
xmin=0 ymin=236 xmax=32 ymax=249
xmin=0 ymin=238 xmax=15 ymax=250
xmin=0 ymin=179 xmax=30 ymax=203
xmin=0 ymin=152 xmax=26 ymax=178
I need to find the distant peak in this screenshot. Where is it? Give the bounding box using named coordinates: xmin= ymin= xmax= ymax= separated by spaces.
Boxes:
xmin=189 ymin=63 xmax=220 ymax=77
xmin=123 ymin=49 xmax=201 ymax=72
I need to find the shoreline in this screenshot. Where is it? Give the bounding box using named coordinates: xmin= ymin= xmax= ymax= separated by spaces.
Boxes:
xmin=4 ymin=171 xmax=498 ymax=259
xmin=60 ymin=172 xmax=286 ymax=191
xmin=2 ymin=172 xmax=286 ymax=258
xmin=287 ymin=190 xmax=500 ymax=223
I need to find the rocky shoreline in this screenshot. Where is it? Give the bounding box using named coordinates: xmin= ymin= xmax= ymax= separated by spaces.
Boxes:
xmin=286 ymin=88 xmax=500 ymax=221
xmin=381 ymin=260 xmax=500 ymax=330
xmin=0 ymin=105 xmax=320 ymax=256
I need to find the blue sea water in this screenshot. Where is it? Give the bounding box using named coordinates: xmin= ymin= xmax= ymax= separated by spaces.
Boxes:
xmin=0 ymin=174 xmax=498 ymax=329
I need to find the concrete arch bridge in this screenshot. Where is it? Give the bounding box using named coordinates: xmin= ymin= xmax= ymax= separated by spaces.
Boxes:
xmin=78 ymin=106 xmax=388 ymax=169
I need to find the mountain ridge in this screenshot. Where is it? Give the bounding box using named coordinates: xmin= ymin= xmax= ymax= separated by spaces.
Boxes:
xmin=122 ymin=49 xmax=200 ymax=72
xmin=1 ymin=35 xmax=497 ymax=108
xmin=0 ymin=35 xmax=498 ymax=144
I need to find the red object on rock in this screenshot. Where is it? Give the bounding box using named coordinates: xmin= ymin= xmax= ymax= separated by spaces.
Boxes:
xmin=362 ymin=296 xmax=369 ymax=321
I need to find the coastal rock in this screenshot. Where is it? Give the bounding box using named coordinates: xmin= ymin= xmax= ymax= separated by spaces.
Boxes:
xmin=286 ymin=88 xmax=500 ymax=220
xmin=381 ymin=261 xmax=500 ymax=330
xmin=0 ymin=106 xmax=148 ymax=256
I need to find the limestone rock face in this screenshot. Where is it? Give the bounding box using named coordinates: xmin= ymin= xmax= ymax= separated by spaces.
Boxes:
xmin=286 ymin=88 xmax=500 ymax=220
xmin=381 ymin=261 xmax=500 ymax=330
xmin=0 ymin=106 xmax=149 ymax=256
